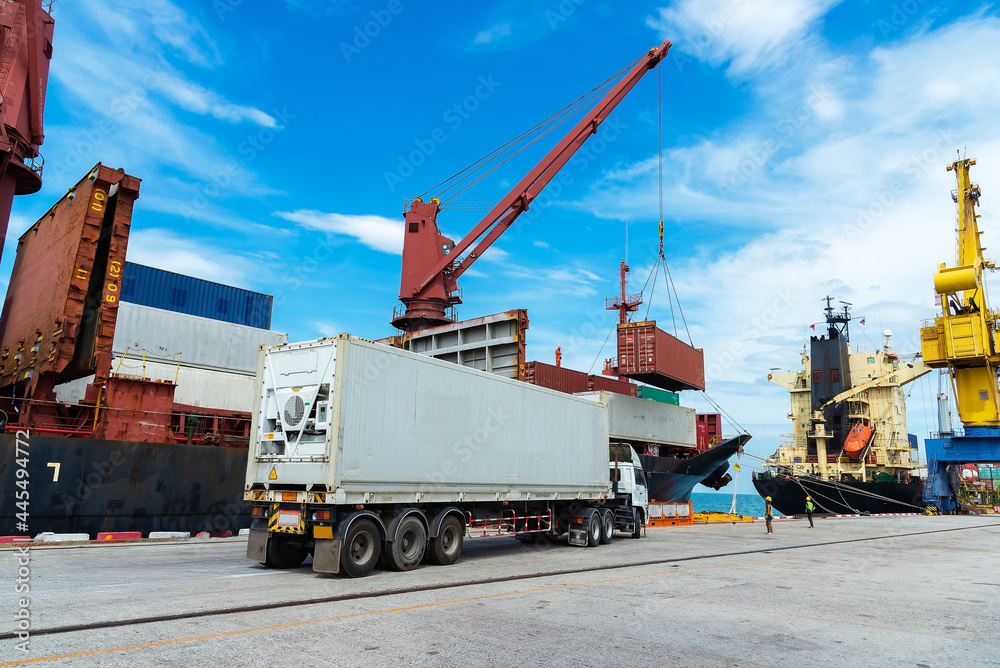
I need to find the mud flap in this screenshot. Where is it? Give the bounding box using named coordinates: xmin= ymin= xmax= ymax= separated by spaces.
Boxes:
xmin=247 ymin=528 xmax=268 ymax=563
xmin=312 ymin=537 xmax=343 ymax=574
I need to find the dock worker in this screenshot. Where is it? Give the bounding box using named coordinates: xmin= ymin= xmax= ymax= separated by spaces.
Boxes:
xmin=805 ymin=496 xmax=815 ymax=528
xmin=764 ymin=496 xmax=774 ymax=534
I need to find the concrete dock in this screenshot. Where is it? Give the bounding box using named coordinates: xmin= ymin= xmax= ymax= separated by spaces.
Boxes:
xmin=2 ymin=515 xmax=999 ymax=667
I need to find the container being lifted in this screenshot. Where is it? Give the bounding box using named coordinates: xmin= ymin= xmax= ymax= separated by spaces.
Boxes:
xmin=611 ymin=320 xmax=705 ymax=392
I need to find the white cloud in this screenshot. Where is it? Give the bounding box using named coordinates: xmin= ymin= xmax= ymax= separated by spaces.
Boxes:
xmin=125 ymin=228 xmax=251 ymax=285
xmin=474 ymin=21 xmax=514 ymax=45
xmin=555 ymin=13 xmax=1000 ymax=464
xmin=275 ymin=210 xmax=404 ymax=254
xmin=158 ymin=76 xmax=277 ymax=127
xmin=647 ymin=0 xmax=840 ymax=76
xmin=311 ymin=320 xmax=342 ymax=337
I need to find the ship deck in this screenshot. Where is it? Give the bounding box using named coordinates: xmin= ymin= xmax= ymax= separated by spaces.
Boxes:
xmin=2 ymin=515 xmax=998 ymax=667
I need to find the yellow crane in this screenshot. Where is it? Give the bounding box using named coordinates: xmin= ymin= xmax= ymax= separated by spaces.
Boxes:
xmin=920 ymin=157 xmax=1000 ymax=425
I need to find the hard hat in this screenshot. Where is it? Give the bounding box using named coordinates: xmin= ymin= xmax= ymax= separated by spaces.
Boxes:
xmin=765 ymin=496 xmax=772 ymax=501
xmin=806 ymin=496 xmax=811 ymax=500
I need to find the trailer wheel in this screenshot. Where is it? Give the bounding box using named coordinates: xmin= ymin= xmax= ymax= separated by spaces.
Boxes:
xmin=631 ymin=509 xmax=644 ymax=539
xmin=341 ymin=519 xmax=380 ymax=578
xmin=427 ymin=515 xmax=464 ymax=566
xmin=600 ymin=510 xmax=614 ymax=544
xmin=264 ymin=533 xmax=309 ymax=569
xmin=384 ymin=516 xmax=427 ymax=571
xmin=586 ymin=510 xmax=602 ymax=547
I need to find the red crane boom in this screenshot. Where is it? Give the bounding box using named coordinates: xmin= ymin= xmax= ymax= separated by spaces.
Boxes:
xmin=392 ymin=39 xmax=672 ymax=332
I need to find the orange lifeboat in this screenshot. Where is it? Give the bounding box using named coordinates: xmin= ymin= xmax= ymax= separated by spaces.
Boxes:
xmin=844 ymin=423 xmax=874 ymax=460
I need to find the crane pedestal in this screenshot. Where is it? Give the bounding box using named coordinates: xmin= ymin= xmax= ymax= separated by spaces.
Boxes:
xmin=924 ymin=427 xmax=1000 ymax=512
xmin=391 ymin=299 xmax=455 ymax=333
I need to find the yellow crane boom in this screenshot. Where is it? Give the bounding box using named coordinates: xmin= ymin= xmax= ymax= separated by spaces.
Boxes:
xmin=921 ymin=158 xmax=1000 ymax=425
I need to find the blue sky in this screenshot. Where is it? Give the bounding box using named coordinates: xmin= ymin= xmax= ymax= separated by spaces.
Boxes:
xmin=5 ymin=0 xmax=1000 ymax=492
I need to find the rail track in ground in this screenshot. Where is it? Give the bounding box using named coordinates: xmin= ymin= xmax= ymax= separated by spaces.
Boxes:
xmin=3 ymin=521 xmax=997 ymax=642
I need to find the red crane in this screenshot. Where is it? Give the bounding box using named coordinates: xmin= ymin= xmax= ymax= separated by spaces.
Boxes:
xmin=0 ymin=1 xmax=55 ymax=262
xmin=392 ymin=40 xmax=672 ymax=332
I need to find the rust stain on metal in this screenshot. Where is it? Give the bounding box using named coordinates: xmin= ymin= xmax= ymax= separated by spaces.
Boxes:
xmin=0 ymin=163 xmax=141 ymax=394
xmin=612 ymin=321 xmax=705 ymax=392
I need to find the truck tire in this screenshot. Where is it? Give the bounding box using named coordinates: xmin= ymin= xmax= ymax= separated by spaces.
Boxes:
xmin=600 ymin=510 xmax=614 ymax=544
xmin=586 ymin=510 xmax=601 ymax=547
xmin=341 ymin=519 xmax=380 ymax=578
xmin=384 ymin=515 xmax=427 ymax=571
xmin=632 ymin=509 xmax=643 ymax=539
xmin=427 ymin=515 xmax=463 ymax=566
xmin=264 ymin=533 xmax=308 ymax=569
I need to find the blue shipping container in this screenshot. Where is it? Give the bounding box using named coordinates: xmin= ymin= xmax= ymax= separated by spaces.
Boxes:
xmin=908 ymin=433 xmax=918 ymax=449
xmin=120 ymin=262 xmax=272 ymax=329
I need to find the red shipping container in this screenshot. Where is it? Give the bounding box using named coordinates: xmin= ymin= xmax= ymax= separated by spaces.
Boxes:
xmin=696 ymin=420 xmax=708 ymax=451
xmin=697 ymin=413 xmax=722 ymax=447
xmin=524 ymin=361 xmax=589 ymax=393
xmin=615 ymin=321 xmax=705 ymax=391
xmin=587 ymin=374 xmax=637 ymax=397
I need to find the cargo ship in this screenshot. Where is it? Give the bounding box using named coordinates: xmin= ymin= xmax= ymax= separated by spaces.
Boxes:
xmin=0 ymin=164 xmax=284 ymax=537
xmin=752 ymin=299 xmax=931 ymax=515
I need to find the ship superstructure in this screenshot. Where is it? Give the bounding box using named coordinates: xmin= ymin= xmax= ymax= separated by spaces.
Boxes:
xmin=755 ymin=300 xmax=931 ymax=514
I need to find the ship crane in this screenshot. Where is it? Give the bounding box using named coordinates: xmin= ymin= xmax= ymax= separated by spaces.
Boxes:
xmin=392 ymin=40 xmax=673 ymax=332
xmin=922 ymin=157 xmax=1000 ymax=512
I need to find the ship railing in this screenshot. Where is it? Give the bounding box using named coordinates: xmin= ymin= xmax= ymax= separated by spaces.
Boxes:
xmin=929 ymin=427 xmax=965 ymax=438
xmin=2 ymin=396 xmax=253 ymax=445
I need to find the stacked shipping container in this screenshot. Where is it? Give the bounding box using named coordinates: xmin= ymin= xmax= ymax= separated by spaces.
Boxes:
xmin=525 ymin=361 xmax=636 ymax=397
xmin=121 ymin=262 xmax=273 ymax=329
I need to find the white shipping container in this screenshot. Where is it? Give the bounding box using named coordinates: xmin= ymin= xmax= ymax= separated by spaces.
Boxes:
xmin=575 ymin=391 xmax=696 ymax=447
xmin=247 ymin=336 xmax=613 ymax=504
xmin=115 ymin=302 xmax=287 ymax=373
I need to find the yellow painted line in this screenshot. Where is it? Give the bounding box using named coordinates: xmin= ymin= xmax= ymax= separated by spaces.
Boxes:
xmin=0 ymin=545 xmax=854 ymax=666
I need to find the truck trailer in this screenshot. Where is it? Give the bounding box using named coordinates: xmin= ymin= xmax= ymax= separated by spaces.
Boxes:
xmin=244 ymin=335 xmax=651 ymax=577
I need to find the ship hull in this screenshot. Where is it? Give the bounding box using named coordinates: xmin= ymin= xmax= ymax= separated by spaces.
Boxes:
xmin=640 ymin=435 xmax=749 ymax=502
xmin=752 ymin=474 xmax=925 ymax=516
xmin=0 ymin=433 xmax=250 ymax=537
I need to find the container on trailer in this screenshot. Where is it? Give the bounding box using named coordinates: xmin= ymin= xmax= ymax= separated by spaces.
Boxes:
xmin=246 ymin=336 xmax=613 ymax=504
xmin=636 ymin=385 xmax=679 ymax=405
xmin=121 ymin=262 xmax=273 ymax=329
xmin=615 ymin=321 xmax=705 ymax=392
xmin=575 ymin=391 xmax=696 ymax=447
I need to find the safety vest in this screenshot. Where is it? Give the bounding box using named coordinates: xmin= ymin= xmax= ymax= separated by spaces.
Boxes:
xmin=806 ymin=500 xmax=815 ymax=513
xmin=765 ymin=503 xmax=773 ymax=519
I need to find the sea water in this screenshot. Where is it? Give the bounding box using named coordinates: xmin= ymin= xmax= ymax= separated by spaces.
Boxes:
xmin=690 ymin=492 xmax=766 ymax=517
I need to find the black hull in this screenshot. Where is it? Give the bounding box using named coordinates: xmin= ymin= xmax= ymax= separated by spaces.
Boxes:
xmin=641 ymin=434 xmax=750 ymax=502
xmin=752 ymin=474 xmax=925 ymax=516
xmin=0 ymin=433 xmax=250 ymax=537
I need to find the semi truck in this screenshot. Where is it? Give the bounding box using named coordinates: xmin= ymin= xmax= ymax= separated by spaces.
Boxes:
xmin=244 ymin=335 xmax=660 ymax=577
